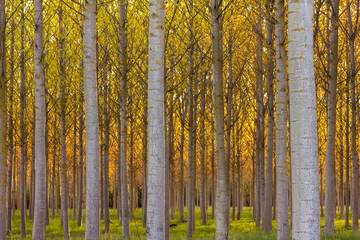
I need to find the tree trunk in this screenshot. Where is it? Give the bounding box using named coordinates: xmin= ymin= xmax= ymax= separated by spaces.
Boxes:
xmin=345 ymin=74 xmax=350 ymax=227
xmin=103 ymin=45 xmax=110 ymax=233
xmin=347 ymin=0 xmax=359 ymax=232
xmin=339 ymin=102 xmax=344 ymax=219
xmin=324 ymin=0 xmax=339 ymax=236
xmin=211 ymin=1 xmax=229 ymax=239
xmin=200 ymin=72 xmax=207 ymax=225
xmin=263 ymin=0 xmax=274 ymax=232
xmin=72 ymin=101 xmax=77 ymax=221
xmin=59 ymin=5 xmax=70 ymax=238
xmin=32 ymin=0 xmax=47 ymax=238
xmin=7 ymin=13 xmax=14 ymax=235
xmin=83 ymin=0 xmax=100 ymax=238
xmin=288 ymin=1 xmax=320 ymax=238
xmin=179 ymin=96 xmax=187 ymax=223
xmin=0 ymin=0 xmax=6 ymax=237
xmin=52 ymin=115 xmax=57 ymax=220
xmin=77 ymin=89 xmax=84 ymax=227
xmin=146 ymin=0 xmax=166 ymax=238
xmin=119 ymin=0 xmax=130 ymax=237
xmin=142 ymin=92 xmax=148 ymax=228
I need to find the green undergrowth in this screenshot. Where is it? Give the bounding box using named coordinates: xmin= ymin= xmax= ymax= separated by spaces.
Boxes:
xmin=6 ymin=207 xmax=360 ymax=239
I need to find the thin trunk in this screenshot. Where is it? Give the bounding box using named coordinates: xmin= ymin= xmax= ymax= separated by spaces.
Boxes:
xmin=59 ymin=5 xmax=70 ymax=238
xmin=7 ymin=11 xmax=14 ymax=234
xmin=347 ymin=0 xmax=359 ymax=232
xmin=179 ymin=97 xmax=187 ymax=223
xmin=211 ymin=138 xmax=215 ymax=221
xmin=103 ymin=45 xmax=110 ymax=233
xmin=146 ymin=0 xmax=166 ymax=238
xmin=83 ymin=0 xmax=100 ymax=238
xmin=345 ymin=74 xmax=350 ymax=227
xmin=200 ymin=73 xmax=206 ymax=225
xmin=339 ymin=102 xmax=344 ymax=219
xmin=263 ymin=0 xmax=274 ymax=233
xmin=142 ymin=92 xmax=148 ymax=228
xmin=324 ymin=0 xmax=339 ymax=235
xmin=52 ymin=116 xmax=57 ymax=220
xmin=77 ymin=89 xmax=84 ymax=227
xmin=0 ymin=0 xmax=5 ymax=236
xmin=288 ymin=0 xmax=320 ymax=238
xmin=119 ymin=0 xmax=130 ymax=237
xmin=187 ymin=1 xmax=195 ymax=237
xmin=72 ymin=103 xmax=77 ymax=221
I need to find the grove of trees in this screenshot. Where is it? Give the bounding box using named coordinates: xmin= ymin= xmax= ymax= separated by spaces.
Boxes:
xmin=0 ymin=0 xmax=360 ymax=240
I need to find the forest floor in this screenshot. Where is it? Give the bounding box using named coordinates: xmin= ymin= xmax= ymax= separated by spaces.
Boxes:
xmin=6 ymin=207 xmax=360 ymax=239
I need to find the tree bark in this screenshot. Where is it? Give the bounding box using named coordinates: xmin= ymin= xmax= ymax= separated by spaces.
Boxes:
xmin=83 ymin=0 xmax=100 ymax=238
xmin=211 ymin=0 xmax=229 ymax=239
xmin=263 ymin=0 xmax=274 ymax=232
xmin=142 ymin=91 xmax=148 ymax=228
xmin=119 ymin=0 xmax=130 ymax=237
xmin=146 ymin=0 xmax=166 ymax=238
xmin=0 ymin=0 xmax=6 ymax=237
xmin=288 ymin=1 xmax=320 ymax=238
xmin=59 ymin=4 xmax=70 ymax=238
xmin=32 ymin=0 xmax=47 ymax=238
xmin=324 ymin=0 xmax=339 ymax=236
xmin=200 ymin=72 xmax=207 ymax=225
xmin=77 ymin=88 xmax=84 ymax=227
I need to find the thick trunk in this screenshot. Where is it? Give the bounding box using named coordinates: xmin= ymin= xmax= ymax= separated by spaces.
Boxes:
xmin=146 ymin=0 xmax=166 ymax=238
xmin=211 ymin=1 xmax=229 ymax=239
xmin=288 ymin=1 xmax=320 ymax=238
xmin=83 ymin=0 xmax=100 ymax=238
xmin=324 ymin=0 xmax=339 ymax=236
xmin=32 ymin=0 xmax=47 ymax=238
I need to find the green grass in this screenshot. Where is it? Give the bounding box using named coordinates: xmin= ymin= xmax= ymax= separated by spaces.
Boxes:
xmin=6 ymin=207 xmax=360 ymax=239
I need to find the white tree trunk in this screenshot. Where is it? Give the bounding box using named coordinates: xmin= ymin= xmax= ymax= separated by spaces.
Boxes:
xmin=32 ymin=0 xmax=47 ymax=238
xmin=288 ymin=0 xmax=320 ymax=239
xmin=83 ymin=0 xmax=100 ymax=238
xmin=324 ymin=0 xmax=339 ymax=236
xmin=146 ymin=0 xmax=166 ymax=239
xmin=275 ymin=0 xmax=289 ymax=239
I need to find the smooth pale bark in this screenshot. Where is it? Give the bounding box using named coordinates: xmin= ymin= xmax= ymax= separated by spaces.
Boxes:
xmin=59 ymin=5 xmax=70 ymax=238
xmin=77 ymin=90 xmax=84 ymax=227
xmin=211 ymin=0 xmax=229 ymax=239
xmin=129 ymin=115 xmax=134 ymax=220
xmin=116 ymin=95 xmax=122 ymax=225
xmin=211 ymin=136 xmax=215 ymax=221
xmin=0 ymin=0 xmax=6 ymax=238
xmin=7 ymin=13 xmax=14 ymax=235
xmin=347 ymin=0 xmax=359 ymax=232
xmin=83 ymin=0 xmax=100 ymax=238
xmin=288 ymin=1 xmax=320 ymax=239
xmin=263 ymin=0 xmax=274 ymax=232
xmin=103 ymin=46 xmax=110 ymax=233
xmin=146 ymin=0 xmax=166 ymax=238
xmin=32 ymin=0 xmax=47 ymax=238
xmin=30 ymin=108 xmax=36 ymax=220
xmin=119 ymin=0 xmax=130 ymax=237
xmin=274 ymin=0 xmax=289 ymax=238
xmin=324 ymin=0 xmax=339 ymax=236
xmin=142 ymin=92 xmax=148 ymax=228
